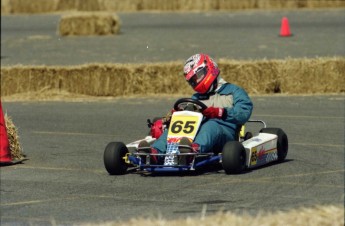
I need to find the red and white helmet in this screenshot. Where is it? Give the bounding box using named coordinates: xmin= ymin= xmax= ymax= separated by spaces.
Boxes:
xmin=183 ymin=53 xmax=220 ymax=94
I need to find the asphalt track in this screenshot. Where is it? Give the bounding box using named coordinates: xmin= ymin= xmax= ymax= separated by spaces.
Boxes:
xmin=1 ymin=95 xmax=344 ymax=225
xmin=1 ymin=9 xmax=345 ymax=226
xmin=1 ymin=9 xmax=345 ymax=65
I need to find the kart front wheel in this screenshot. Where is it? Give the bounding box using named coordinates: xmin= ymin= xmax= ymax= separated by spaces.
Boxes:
xmin=222 ymin=141 xmax=246 ymax=174
xmin=260 ymin=128 xmax=288 ymax=162
xmin=104 ymin=142 xmax=129 ymax=175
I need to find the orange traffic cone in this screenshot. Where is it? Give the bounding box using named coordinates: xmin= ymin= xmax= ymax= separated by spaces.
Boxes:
xmin=0 ymin=100 xmax=12 ymax=164
xmin=280 ymin=17 xmax=292 ymax=37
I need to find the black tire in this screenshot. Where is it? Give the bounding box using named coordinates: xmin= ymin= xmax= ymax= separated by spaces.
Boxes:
xmin=222 ymin=141 xmax=246 ymax=174
xmin=260 ymin=128 xmax=288 ymax=162
xmin=103 ymin=142 xmax=129 ymax=175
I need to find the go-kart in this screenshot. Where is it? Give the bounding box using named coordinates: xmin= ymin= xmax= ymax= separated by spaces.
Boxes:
xmin=103 ymin=98 xmax=288 ymax=175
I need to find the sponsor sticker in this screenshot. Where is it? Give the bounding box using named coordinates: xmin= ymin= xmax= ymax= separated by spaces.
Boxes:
xmin=250 ymin=145 xmax=278 ymax=166
xmin=250 ymin=147 xmax=258 ymax=166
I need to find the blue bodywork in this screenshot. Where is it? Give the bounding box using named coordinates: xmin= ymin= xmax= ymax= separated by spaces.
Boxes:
xmin=128 ymin=153 xmax=221 ymax=173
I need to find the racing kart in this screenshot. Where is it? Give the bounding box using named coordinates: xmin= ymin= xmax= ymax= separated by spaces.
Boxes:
xmin=103 ymin=98 xmax=288 ymax=175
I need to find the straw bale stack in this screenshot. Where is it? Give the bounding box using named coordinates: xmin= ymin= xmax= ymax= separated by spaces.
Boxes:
xmin=219 ymin=58 xmax=345 ymax=94
xmin=2 ymin=0 xmax=345 ymax=14
xmin=277 ymin=58 xmax=345 ymax=93
xmin=1 ymin=0 xmax=59 ymax=14
xmin=4 ymin=114 xmax=25 ymax=160
xmin=96 ymin=0 xmax=345 ymax=11
xmin=1 ymin=58 xmax=344 ymax=99
xmin=58 ymin=12 xmax=121 ymax=36
xmin=57 ymin=0 xmax=100 ymax=11
xmin=218 ymin=60 xmax=281 ymax=94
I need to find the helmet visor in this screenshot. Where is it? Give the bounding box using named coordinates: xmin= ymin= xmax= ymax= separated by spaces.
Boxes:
xmin=187 ymin=66 xmax=208 ymax=88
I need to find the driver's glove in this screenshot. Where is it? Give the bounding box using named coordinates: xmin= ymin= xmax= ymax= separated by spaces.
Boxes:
xmin=163 ymin=109 xmax=175 ymax=124
xmin=202 ymin=107 xmax=224 ymax=119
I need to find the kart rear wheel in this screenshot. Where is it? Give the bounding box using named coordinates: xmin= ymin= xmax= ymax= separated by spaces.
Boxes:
xmin=222 ymin=141 xmax=246 ymax=174
xmin=260 ymin=128 xmax=288 ymax=162
xmin=104 ymin=142 xmax=129 ymax=175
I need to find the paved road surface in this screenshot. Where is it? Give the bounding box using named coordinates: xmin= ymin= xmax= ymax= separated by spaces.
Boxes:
xmin=1 ymin=95 xmax=344 ymax=225
xmin=1 ymin=9 xmax=345 ymax=66
xmin=1 ymin=9 xmax=344 ymax=226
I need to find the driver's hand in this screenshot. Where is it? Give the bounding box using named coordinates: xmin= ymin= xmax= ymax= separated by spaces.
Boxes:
xmin=202 ymin=107 xmax=224 ymax=119
xmin=163 ymin=108 xmax=175 ymax=124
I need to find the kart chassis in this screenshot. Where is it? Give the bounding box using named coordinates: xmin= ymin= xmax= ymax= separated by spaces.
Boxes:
xmin=104 ymin=98 xmax=288 ymax=175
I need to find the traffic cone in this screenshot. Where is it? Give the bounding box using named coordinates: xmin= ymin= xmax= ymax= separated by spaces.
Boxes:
xmin=0 ymin=100 xmax=12 ymax=164
xmin=280 ymin=17 xmax=292 ymax=37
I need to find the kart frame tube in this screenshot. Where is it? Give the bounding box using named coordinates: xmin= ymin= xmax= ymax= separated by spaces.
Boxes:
xmin=128 ymin=153 xmax=221 ymax=172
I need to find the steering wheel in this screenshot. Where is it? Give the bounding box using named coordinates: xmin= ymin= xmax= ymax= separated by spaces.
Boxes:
xmin=173 ymin=98 xmax=207 ymax=112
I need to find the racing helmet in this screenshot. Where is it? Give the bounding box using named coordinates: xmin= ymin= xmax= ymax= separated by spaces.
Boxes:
xmin=183 ymin=53 xmax=220 ymax=94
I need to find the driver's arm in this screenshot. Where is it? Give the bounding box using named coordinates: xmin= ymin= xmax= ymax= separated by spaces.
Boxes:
xmin=223 ymin=85 xmax=253 ymax=125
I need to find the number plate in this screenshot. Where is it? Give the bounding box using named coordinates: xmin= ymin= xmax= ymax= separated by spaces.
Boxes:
xmin=167 ymin=111 xmax=203 ymax=140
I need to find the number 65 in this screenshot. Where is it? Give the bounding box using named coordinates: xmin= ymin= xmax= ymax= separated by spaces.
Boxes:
xmin=170 ymin=121 xmax=196 ymax=134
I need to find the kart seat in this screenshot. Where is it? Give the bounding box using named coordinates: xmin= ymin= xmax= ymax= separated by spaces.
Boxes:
xmin=236 ymin=124 xmax=252 ymax=142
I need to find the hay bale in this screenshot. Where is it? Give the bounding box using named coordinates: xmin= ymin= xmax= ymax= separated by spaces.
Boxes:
xmin=4 ymin=114 xmax=25 ymax=161
xmin=57 ymin=0 xmax=100 ymax=11
xmin=218 ymin=0 xmax=259 ymax=10
xmin=1 ymin=0 xmax=345 ymax=14
xmin=58 ymin=12 xmax=121 ymax=36
xmin=3 ymin=0 xmax=59 ymax=14
xmin=218 ymin=60 xmax=281 ymax=94
xmin=98 ymin=0 xmax=138 ymax=11
xmin=1 ymin=58 xmax=344 ymax=99
xmin=278 ymin=58 xmax=345 ymax=94
xmin=98 ymin=0 xmax=345 ymax=11
xmin=98 ymin=0 xmax=214 ymax=11
xmin=1 ymin=0 xmax=11 ymax=14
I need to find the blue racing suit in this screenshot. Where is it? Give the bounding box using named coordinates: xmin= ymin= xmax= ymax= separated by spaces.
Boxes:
xmin=152 ymin=83 xmax=253 ymax=153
